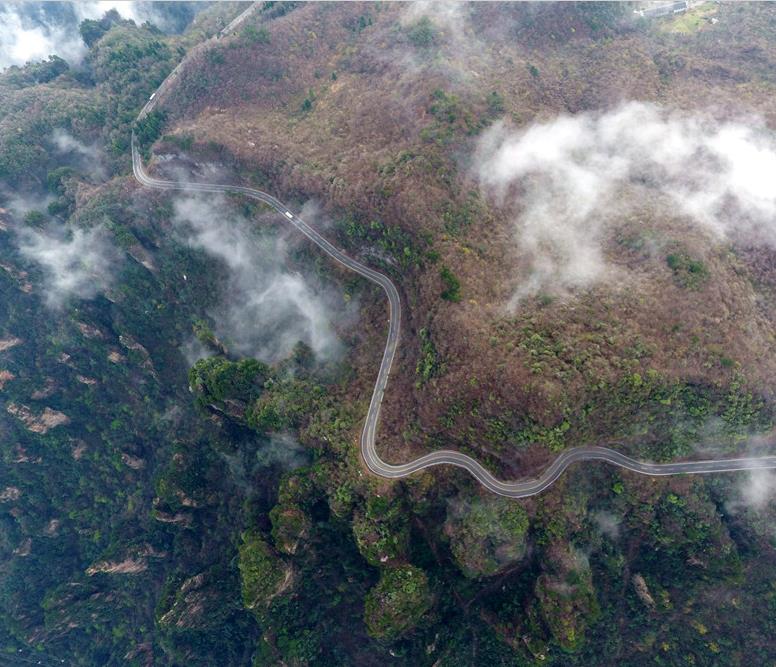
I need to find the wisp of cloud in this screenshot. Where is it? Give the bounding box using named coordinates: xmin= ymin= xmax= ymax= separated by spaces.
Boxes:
xmin=0 ymin=2 xmax=193 ymax=70
xmin=173 ymin=194 xmax=346 ymax=364
xmin=729 ymin=468 xmax=776 ymax=512
xmin=474 ymin=102 xmax=776 ymax=304
xmin=51 ymin=128 xmax=106 ymax=180
xmin=18 ymin=224 xmax=116 ymax=308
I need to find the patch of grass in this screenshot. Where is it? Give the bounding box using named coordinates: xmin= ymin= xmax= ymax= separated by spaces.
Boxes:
xmin=161 ymin=133 xmax=194 ymax=150
xmin=660 ymin=2 xmax=718 ymax=34
xmin=440 ymin=266 xmax=462 ymax=302
xmin=340 ymin=216 xmax=434 ymax=272
xmin=421 ymin=89 xmax=482 ymax=144
xmin=23 ymin=210 xmax=48 ymax=227
xmin=133 ymin=109 xmax=167 ymax=151
xmin=207 ymin=47 xmax=225 ymax=65
xmin=406 ymin=17 xmax=436 ymax=48
xmin=242 ymin=25 xmax=270 ymax=44
xmin=514 ymin=419 xmax=572 ymax=453
xmin=486 ymin=90 xmax=505 ymax=116
xmin=441 ymin=191 xmax=483 ymax=237
xmin=347 ymin=13 xmax=373 ymax=33
xmin=666 ymin=252 xmax=708 ymax=289
xmin=415 ymin=328 xmax=443 ymax=387
xmin=300 ymin=89 xmax=315 ymax=113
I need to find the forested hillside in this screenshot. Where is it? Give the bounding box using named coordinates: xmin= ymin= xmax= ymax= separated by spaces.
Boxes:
xmin=1 ymin=2 xmax=776 ymax=666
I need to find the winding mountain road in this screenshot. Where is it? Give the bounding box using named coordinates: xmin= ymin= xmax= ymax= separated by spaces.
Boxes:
xmin=131 ymin=7 xmax=776 ymax=497
xmin=132 ymin=138 xmax=776 ymax=497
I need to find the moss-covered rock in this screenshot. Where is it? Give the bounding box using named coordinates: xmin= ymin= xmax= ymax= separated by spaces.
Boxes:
xmin=352 ymin=494 xmax=410 ymax=567
xmin=157 ymin=569 xmax=232 ymax=631
xmin=237 ymin=530 xmax=293 ymax=611
xmin=269 ymin=503 xmax=311 ymax=555
xmin=189 ymin=356 xmax=270 ymax=415
xmin=364 ymin=564 xmax=433 ymax=640
xmin=247 ymin=377 xmax=324 ymax=432
xmin=445 ymin=495 xmax=530 ymax=578
xmin=535 ymin=543 xmax=600 ymax=652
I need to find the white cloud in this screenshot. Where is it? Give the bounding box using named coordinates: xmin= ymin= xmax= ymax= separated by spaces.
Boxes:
xmin=52 ymin=127 xmax=98 ymax=158
xmin=255 ymin=432 xmax=308 ymax=470
xmin=180 ymin=336 xmax=212 ymax=367
xmin=18 ymin=224 xmax=116 ymax=308
xmin=735 ymin=469 xmax=776 ymax=511
xmin=474 ymin=102 xmax=776 ymax=303
xmin=724 ymin=468 xmax=776 ymax=547
xmin=79 ymin=2 xmax=145 ymax=25
xmin=173 ymin=195 xmax=347 ymax=364
xmin=2 ymin=188 xmax=54 ymax=219
xmin=591 ymin=510 xmax=621 ymax=539
xmin=51 ymin=128 xmax=106 ymax=179
xmin=0 ymin=4 xmax=87 ymax=69
xmin=401 ymin=1 xmax=468 ymax=41
xmin=0 ymin=2 xmax=188 ymax=71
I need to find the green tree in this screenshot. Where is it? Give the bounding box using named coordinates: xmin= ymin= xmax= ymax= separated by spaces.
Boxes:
xmin=440 ymin=265 xmax=462 ymax=302
xmin=79 ymin=9 xmax=123 ymax=47
xmin=133 ymin=109 xmax=167 ymax=149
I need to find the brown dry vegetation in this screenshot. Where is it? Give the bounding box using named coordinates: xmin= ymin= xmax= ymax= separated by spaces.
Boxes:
xmin=148 ymin=2 xmax=776 ymax=477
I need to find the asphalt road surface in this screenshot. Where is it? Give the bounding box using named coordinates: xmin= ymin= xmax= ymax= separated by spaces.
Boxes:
xmin=131 ymin=13 xmax=776 ymax=496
